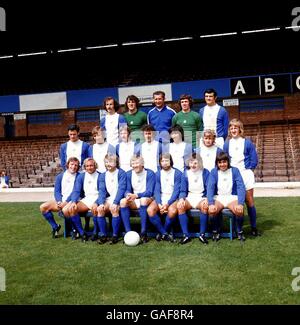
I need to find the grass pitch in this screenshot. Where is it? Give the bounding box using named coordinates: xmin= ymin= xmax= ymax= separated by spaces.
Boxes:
xmin=0 ymin=198 xmax=299 ymax=304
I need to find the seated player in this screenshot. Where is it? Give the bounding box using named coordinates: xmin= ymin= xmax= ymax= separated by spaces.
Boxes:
xmin=90 ymin=154 xmax=126 ymax=244
xmin=115 ymin=125 xmax=140 ymax=172
xmin=164 ymin=124 xmax=193 ymax=172
xmin=223 ymin=118 xmax=260 ymax=236
xmin=88 ymin=126 xmax=115 ymax=173
xmin=195 ymin=129 xmax=223 ymax=172
xmin=207 ymin=152 xmax=246 ymax=241
xmin=147 ymin=153 xmax=182 ymax=242
xmin=39 ymin=157 xmax=80 ymax=238
xmin=62 ymin=158 xmax=101 ymax=242
xmin=177 ymin=153 xmax=210 ymax=245
xmin=119 ymin=155 xmax=155 ymax=243
xmin=0 ymin=170 xmax=9 ymax=188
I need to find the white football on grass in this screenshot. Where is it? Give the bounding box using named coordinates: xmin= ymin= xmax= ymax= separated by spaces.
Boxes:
xmin=124 ymin=231 xmax=140 ymax=247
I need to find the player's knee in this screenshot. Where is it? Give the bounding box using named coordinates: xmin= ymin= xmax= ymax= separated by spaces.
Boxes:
xmin=39 ymin=203 xmax=46 ymax=213
xmin=168 ymin=207 xmax=177 ymax=218
xmin=62 ymin=207 xmax=70 ymax=217
xmin=140 ymin=197 xmax=149 ymax=206
xmin=120 ymin=198 xmax=127 ymax=208
xmin=110 ymin=206 xmax=119 ymax=215
xmin=97 ymin=207 xmax=105 ymax=216
xmin=235 ymin=212 xmax=244 ymax=218
xmin=177 ymin=205 xmax=186 ymax=214
xmin=200 ymin=207 xmax=208 ymax=214
xmin=147 ymin=206 xmax=156 ymax=217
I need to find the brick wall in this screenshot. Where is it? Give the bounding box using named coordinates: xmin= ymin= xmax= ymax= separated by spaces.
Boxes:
xmin=26 ymin=110 xmax=75 ymax=137
xmin=227 ymin=106 xmax=240 ymax=121
xmin=240 ymin=109 xmax=285 ymax=125
xmin=14 ymin=119 xmax=27 ymax=137
xmin=77 ymin=121 xmax=99 ymax=134
xmin=239 ymin=93 xmax=300 ymax=125
xmin=0 ymin=116 xmax=4 ymax=137
xmin=284 ymin=93 xmax=300 ymax=120
xmin=25 ymin=110 xmax=98 ymax=139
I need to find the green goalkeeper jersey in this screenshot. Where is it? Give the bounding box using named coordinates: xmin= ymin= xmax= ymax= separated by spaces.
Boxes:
xmin=124 ymin=110 xmax=148 ymax=142
xmin=172 ymin=110 xmax=203 ymax=148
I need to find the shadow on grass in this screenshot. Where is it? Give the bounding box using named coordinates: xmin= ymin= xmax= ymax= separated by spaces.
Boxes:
xmin=242 ymin=218 xmax=282 ymax=237
xmin=253 ymin=219 xmax=282 ymax=231
xmin=259 ymin=219 xmax=282 ymax=230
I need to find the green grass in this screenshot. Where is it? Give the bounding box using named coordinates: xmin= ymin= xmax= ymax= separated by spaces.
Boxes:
xmin=0 ymin=198 xmax=300 ymax=304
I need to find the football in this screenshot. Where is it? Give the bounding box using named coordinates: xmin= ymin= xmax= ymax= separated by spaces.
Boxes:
xmin=124 ymin=231 xmax=140 ymax=247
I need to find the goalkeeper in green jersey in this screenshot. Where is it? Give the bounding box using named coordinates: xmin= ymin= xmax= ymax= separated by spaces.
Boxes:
xmin=172 ymin=94 xmax=203 ymax=149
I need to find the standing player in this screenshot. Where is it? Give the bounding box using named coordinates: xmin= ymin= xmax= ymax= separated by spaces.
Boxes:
xmin=147 ymin=90 xmax=176 ymax=143
xmin=115 ymin=125 xmax=140 ymax=172
xmin=123 ymin=95 xmax=147 ymax=142
xmin=199 ymin=89 xmax=229 ymax=149
xmin=139 ymin=124 xmax=163 ymax=173
xmin=62 ymin=158 xmax=101 ymax=242
xmin=207 ymin=152 xmax=246 ymax=241
xmin=88 ymin=126 xmax=115 ymax=173
xmin=91 ymin=154 xmax=127 ymax=244
xmin=119 ymin=155 xmax=155 ymax=243
xmin=195 ymin=129 xmax=223 ymax=172
xmin=147 ymin=153 xmax=182 ymax=242
xmin=172 ymin=94 xmax=202 ymax=148
xmin=59 ymin=124 xmax=90 ymax=170
xmin=165 ymin=124 xmax=192 ymax=172
xmin=39 ymin=157 xmax=80 ymax=238
xmin=100 ymin=97 xmax=127 ymax=147
xmin=223 ymin=118 xmax=260 ymax=236
xmin=177 ymin=153 xmax=210 ymax=244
